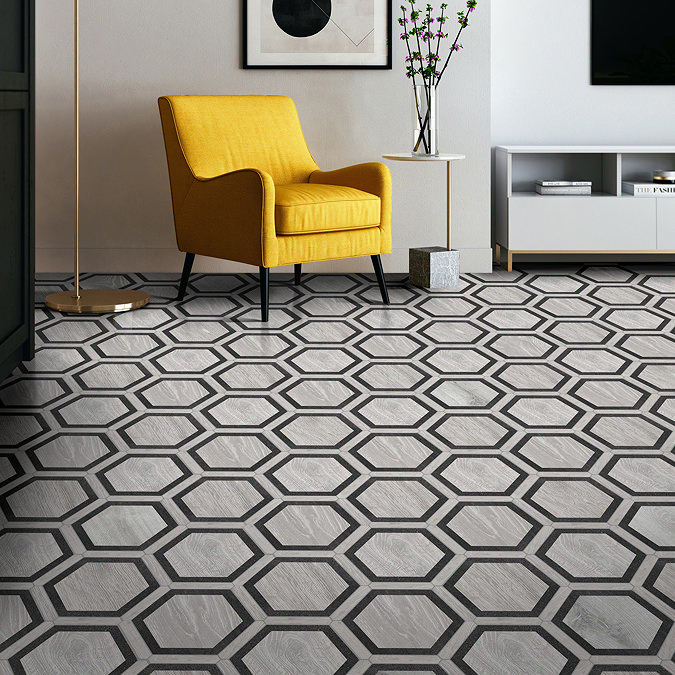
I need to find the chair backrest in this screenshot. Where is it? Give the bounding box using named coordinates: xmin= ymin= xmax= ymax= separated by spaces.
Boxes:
xmin=158 ymin=95 xmax=318 ymax=186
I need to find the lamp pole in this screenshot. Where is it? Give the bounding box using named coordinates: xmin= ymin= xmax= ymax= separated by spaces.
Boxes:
xmin=45 ymin=0 xmax=150 ymax=314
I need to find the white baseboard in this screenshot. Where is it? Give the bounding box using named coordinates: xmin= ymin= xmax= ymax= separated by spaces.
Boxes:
xmin=36 ymin=247 xmax=495 ymax=274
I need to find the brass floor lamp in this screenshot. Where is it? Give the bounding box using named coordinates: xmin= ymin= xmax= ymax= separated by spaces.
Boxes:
xmin=45 ymin=0 xmax=149 ymax=313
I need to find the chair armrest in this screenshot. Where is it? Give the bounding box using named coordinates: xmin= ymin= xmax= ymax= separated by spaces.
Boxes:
xmin=176 ymin=168 xmax=278 ymax=268
xmin=309 ymin=162 xmax=392 ymax=253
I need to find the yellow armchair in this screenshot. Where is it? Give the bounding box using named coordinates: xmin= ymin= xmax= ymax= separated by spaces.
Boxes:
xmin=158 ymin=95 xmax=392 ymax=321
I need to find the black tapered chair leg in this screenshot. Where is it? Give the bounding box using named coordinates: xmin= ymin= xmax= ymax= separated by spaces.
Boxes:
xmin=259 ymin=267 xmax=270 ymax=322
xmin=294 ymin=263 xmax=302 ymax=285
xmin=177 ymin=252 xmax=195 ymax=301
xmin=371 ymin=255 xmax=390 ymax=304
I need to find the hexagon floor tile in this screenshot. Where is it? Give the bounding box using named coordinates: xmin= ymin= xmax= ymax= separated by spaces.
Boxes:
xmin=1 ymin=267 xmax=675 ymax=673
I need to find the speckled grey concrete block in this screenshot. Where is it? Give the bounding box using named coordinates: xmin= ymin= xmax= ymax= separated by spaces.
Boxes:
xmin=409 ymin=247 xmax=460 ymax=288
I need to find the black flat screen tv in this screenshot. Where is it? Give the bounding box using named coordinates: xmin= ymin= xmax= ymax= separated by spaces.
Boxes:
xmin=592 ymin=0 xmax=675 ymax=85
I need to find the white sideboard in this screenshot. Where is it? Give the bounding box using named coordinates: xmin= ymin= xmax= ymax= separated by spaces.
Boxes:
xmin=495 ymin=146 xmax=675 ymax=271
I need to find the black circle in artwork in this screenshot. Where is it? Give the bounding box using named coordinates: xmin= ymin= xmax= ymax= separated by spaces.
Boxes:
xmin=273 ymin=0 xmax=332 ymax=38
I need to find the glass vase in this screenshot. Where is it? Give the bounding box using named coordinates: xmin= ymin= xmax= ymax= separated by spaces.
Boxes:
xmin=412 ymin=83 xmax=439 ymax=156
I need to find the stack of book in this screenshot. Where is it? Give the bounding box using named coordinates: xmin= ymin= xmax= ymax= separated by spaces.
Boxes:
xmin=535 ymin=180 xmax=592 ymax=195
xmin=622 ymin=181 xmax=675 ymax=196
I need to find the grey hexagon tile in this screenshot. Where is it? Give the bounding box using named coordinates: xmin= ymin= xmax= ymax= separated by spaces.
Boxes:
xmin=652 ymin=396 xmax=675 ymax=427
xmin=537 ymin=296 xmax=600 ymax=318
xmin=494 ymin=363 xmax=567 ymax=391
xmin=346 ymin=529 xmax=450 ymax=581
xmin=0 ymin=376 xmax=70 ymax=408
xmin=524 ymin=478 xmax=619 ymax=522
xmin=280 ymin=377 xmax=360 ymax=408
xmin=503 ymin=396 xmax=584 ymax=428
xmin=350 ymin=478 xmax=445 ymax=522
xmin=603 ymin=455 xmax=675 ymax=495
xmin=570 ymin=378 xmax=649 ymax=409
xmin=151 ymin=347 xmax=221 ymax=373
xmin=641 ymin=275 xmax=675 ymax=293
xmin=454 ymin=627 xmax=578 ymax=675
xmin=266 ymin=455 xmax=356 ymax=495
xmin=9 ymin=626 xmax=134 ymax=675
xmin=416 ymin=296 xmax=479 ymax=318
xmin=618 ymin=334 xmax=675 ymax=359
xmin=430 ymin=414 xmax=514 ymax=449
xmin=190 ymin=433 xmax=277 ymax=471
xmin=176 ymin=296 xmax=241 ymax=316
xmin=39 ymin=319 xmax=105 ymax=343
xmin=232 ymin=626 xmax=356 ymax=675
xmin=93 ymin=332 xmax=163 ymax=358
xmin=645 ymin=559 xmax=675 ymax=610
xmin=635 ymin=364 xmax=675 ymax=391
xmin=585 ymin=415 xmax=669 ymax=449
xmin=137 ymin=378 xmax=215 ymax=409
xmin=352 ymin=434 xmax=438 ymax=471
xmin=537 ymin=529 xmax=643 ymax=582
xmin=353 ymin=362 xmax=427 ymax=391
xmin=45 ymin=558 xmax=157 ymax=616
xmin=291 ymin=319 xmax=358 ymax=344
xmin=354 ymin=333 xmax=426 ymax=359
xmin=288 ymin=347 xmax=356 ymax=374
xmin=0 ymin=413 xmax=48 ymax=447
xmin=245 ymin=557 xmax=356 ymax=615
xmin=0 ymin=529 xmax=71 ymax=580
xmin=53 ymin=395 xmax=134 ymax=428
xmin=479 ymin=308 xmax=545 ymax=331
xmin=621 ymin=502 xmax=675 ymax=550
xmin=134 ymin=590 xmax=251 ymax=654
xmin=425 ymin=379 xmax=504 ymax=409
xmin=256 ymin=502 xmax=358 ymax=550
xmin=174 ymin=477 xmax=270 ymax=522
xmin=215 ymin=362 xmax=288 ymax=391
xmin=166 ymin=319 xmax=231 ymax=343
xmin=1 ymin=477 xmax=96 ymax=522
xmin=581 ymin=265 xmax=635 ymax=283
xmin=345 ymin=590 xmax=460 ymax=654
xmin=74 ymin=361 xmax=150 ymax=390
xmin=357 ymin=308 xmax=421 ymax=330
xmin=26 ymin=433 xmax=117 ymax=471
xmin=0 ymin=591 xmax=41 ymax=651
xmin=111 ymin=307 xmax=174 ymax=329
xmin=204 ymin=395 xmax=284 ymax=428
xmin=420 ymin=319 xmax=486 ymax=345
xmin=156 ymin=529 xmax=262 ymax=582
xmin=440 ymin=503 xmax=539 ymax=550
xmin=527 ymin=275 xmax=587 ymax=293
xmin=119 ymin=413 xmax=203 ymax=448
xmin=511 ymin=434 xmax=600 ymax=472
xmin=273 ymin=413 xmax=358 ymax=448
xmin=353 ymin=396 xmax=433 ymax=428
xmin=486 ymin=333 xmax=558 ymax=359
xmin=423 ymin=348 xmax=493 ymax=375
xmin=74 ymin=502 xmax=176 ymax=550
xmin=435 ymin=455 xmax=525 ymax=495
xmin=472 ymin=285 xmax=535 ymax=305
xmin=0 ymin=454 xmax=22 ymax=488
xmin=554 ymin=591 xmax=671 ymax=654
xmin=97 ymin=455 xmax=189 ymax=495
xmin=559 ymin=348 xmax=629 ymax=375
xmin=20 ymin=346 xmax=86 ymax=372
xmin=589 ymin=284 xmax=651 ymax=305
xmin=446 ymin=558 xmax=556 ymax=616
xmin=546 ymin=319 xmax=611 ymax=344
xmin=297 ymin=296 xmax=360 ymax=317
xmin=226 ymin=333 xmax=294 ymax=359
xmin=602 ymin=308 xmax=669 ymax=331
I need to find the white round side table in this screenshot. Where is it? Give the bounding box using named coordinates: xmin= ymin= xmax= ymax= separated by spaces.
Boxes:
xmin=383 ymin=153 xmax=465 ymax=288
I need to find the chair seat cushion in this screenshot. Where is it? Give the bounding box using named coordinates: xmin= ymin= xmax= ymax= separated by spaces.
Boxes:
xmin=275 ymin=183 xmax=381 ymax=235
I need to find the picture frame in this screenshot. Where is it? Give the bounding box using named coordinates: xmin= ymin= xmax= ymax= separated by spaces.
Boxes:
xmin=243 ymin=0 xmax=392 ymax=70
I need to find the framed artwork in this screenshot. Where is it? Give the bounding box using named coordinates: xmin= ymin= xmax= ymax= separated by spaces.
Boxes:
xmin=243 ymin=0 xmax=392 ymax=69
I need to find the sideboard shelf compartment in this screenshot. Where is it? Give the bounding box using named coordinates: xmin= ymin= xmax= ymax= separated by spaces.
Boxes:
xmin=495 ymin=145 xmax=675 ymax=270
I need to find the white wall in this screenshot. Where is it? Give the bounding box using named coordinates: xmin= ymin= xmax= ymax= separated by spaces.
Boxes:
xmin=491 ymin=0 xmax=675 ymax=147
xmin=36 ymin=0 xmax=492 ymax=275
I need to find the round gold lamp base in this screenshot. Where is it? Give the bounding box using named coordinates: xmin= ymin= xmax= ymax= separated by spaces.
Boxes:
xmin=45 ymin=288 xmax=150 ymax=314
